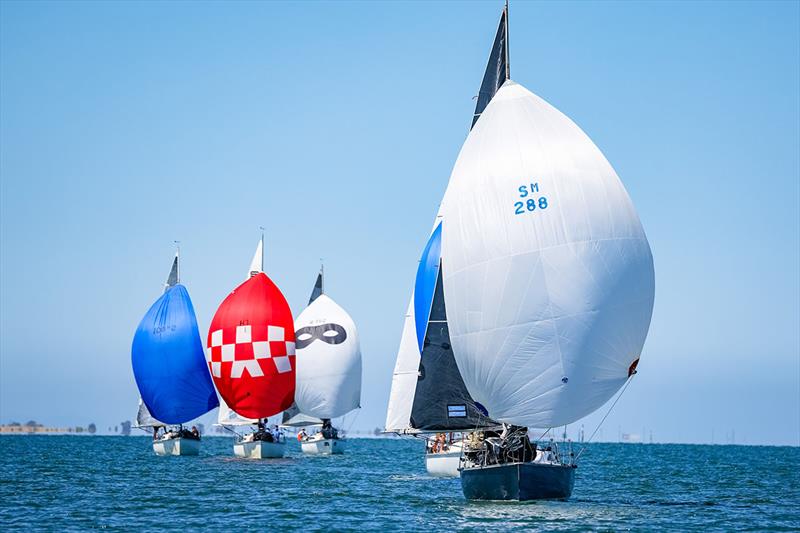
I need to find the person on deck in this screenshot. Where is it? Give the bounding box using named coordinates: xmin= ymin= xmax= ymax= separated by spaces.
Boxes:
xmin=191 ymin=426 xmax=200 ymax=439
xmin=297 ymin=429 xmax=307 ymax=442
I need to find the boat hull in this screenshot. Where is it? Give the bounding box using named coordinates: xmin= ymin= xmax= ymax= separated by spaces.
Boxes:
xmin=233 ymin=440 xmax=286 ymax=459
xmin=301 ymin=438 xmax=346 ymax=455
xmin=461 ymin=462 xmax=576 ymax=501
xmin=425 ymin=443 xmax=463 ymax=477
xmin=152 ymin=437 xmax=200 ymax=456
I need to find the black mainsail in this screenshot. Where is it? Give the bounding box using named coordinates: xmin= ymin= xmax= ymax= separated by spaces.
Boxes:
xmin=471 ymin=6 xmax=509 ymax=128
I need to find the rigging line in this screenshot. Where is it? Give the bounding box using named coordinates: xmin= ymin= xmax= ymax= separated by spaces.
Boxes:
xmin=535 ymin=427 xmax=552 ymax=443
xmin=343 ymin=408 xmax=361 ymax=435
xmin=574 ymin=374 xmax=636 ymax=462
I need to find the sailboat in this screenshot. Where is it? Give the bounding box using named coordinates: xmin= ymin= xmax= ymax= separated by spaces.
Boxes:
xmin=291 ymin=267 xmax=362 ymax=455
xmin=430 ymin=3 xmax=655 ymax=500
xmin=385 ymin=222 xmax=500 ymax=476
xmin=384 ymin=6 xmax=512 ymax=478
xmin=206 ymin=235 xmax=296 ymax=459
xmin=131 ymin=250 xmax=219 ymax=456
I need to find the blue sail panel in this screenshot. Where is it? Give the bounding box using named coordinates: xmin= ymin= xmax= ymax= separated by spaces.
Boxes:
xmin=414 ymin=223 xmax=442 ymax=352
xmin=131 ymin=285 xmax=218 ymax=424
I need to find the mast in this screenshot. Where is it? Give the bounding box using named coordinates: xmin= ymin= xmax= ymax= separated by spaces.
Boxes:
xmin=320 ymin=260 xmax=325 ymax=295
xmin=505 ymin=0 xmax=510 ymax=79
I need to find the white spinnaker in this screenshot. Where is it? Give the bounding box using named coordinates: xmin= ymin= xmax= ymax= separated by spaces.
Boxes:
xmin=136 ymin=398 xmax=165 ymax=427
xmin=294 ymin=295 xmax=361 ymax=420
xmin=217 ymin=395 xmax=258 ymax=426
xmin=440 ymin=81 xmax=655 ymax=428
xmin=384 ymin=297 xmax=420 ymax=432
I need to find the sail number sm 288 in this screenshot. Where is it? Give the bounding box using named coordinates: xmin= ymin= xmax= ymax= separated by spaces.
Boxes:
xmin=514 ymin=183 xmax=549 ymax=215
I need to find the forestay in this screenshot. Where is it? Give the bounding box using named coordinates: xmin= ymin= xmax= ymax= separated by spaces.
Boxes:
xmin=440 ymin=80 xmax=655 ymax=428
xmin=294 ymin=295 xmax=361 ymax=420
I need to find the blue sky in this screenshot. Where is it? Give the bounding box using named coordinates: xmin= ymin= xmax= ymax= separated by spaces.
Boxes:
xmin=1 ymin=1 xmax=798 ymax=445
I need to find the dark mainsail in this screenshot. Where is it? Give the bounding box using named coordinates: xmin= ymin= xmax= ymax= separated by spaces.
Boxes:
xmin=308 ymin=271 xmax=323 ymax=305
xmin=410 ymin=265 xmax=490 ymax=431
xmin=471 ymin=7 xmax=509 ymax=129
xmin=165 ymin=254 xmax=179 ymax=290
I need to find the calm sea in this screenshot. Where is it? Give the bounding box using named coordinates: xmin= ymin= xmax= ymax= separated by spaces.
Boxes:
xmin=1 ymin=436 xmax=798 ymax=531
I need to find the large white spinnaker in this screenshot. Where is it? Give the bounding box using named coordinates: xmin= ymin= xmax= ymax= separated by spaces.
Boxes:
xmin=294 ymin=294 xmax=361 ymax=420
xmin=441 ymin=80 xmax=655 ymax=429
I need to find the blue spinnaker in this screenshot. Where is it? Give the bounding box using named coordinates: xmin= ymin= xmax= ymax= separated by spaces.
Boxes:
xmin=132 ymin=285 xmax=218 ymax=424
xmin=413 ymin=223 xmax=442 ymax=352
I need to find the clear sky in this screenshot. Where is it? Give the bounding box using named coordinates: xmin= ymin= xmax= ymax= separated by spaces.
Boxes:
xmin=1 ymin=1 xmax=798 ymax=445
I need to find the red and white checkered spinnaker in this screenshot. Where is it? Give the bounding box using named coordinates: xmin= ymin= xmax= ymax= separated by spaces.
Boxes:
xmin=207 ymin=272 xmax=296 ymax=419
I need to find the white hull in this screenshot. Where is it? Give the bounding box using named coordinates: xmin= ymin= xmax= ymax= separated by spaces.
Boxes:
xmin=233 ymin=440 xmax=286 ymax=459
xmin=301 ymin=438 xmax=346 ymax=455
xmin=426 ymin=450 xmax=462 ymax=477
xmin=426 ymin=441 xmax=464 ymax=477
xmin=152 ymin=437 xmax=200 ymax=456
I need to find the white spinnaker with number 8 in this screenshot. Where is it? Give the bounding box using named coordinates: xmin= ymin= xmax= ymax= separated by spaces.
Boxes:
xmin=440 ymin=80 xmax=655 ymax=428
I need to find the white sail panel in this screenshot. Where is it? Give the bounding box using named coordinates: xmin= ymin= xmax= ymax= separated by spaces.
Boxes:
xmin=217 ymin=395 xmax=258 ymax=426
xmin=136 ymin=398 xmax=165 ymax=428
xmin=248 ymin=238 xmax=263 ymax=277
xmin=384 ymin=297 xmax=420 ymax=432
xmin=440 ymin=81 xmax=655 ymax=428
xmin=294 ymin=295 xmax=361 ymax=420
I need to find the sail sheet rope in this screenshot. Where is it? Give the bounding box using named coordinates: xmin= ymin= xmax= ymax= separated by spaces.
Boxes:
xmin=574 ymin=374 xmax=636 ymax=462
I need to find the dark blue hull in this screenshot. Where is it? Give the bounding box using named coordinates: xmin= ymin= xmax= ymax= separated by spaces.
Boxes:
xmin=460 ymin=462 xmax=576 ymax=501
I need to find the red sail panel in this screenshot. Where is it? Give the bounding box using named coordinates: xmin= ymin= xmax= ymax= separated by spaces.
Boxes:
xmin=207 ymin=273 xmax=296 ymax=419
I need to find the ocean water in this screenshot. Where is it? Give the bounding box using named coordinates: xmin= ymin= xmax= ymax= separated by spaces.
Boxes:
xmin=1 ymin=436 xmax=798 ymax=531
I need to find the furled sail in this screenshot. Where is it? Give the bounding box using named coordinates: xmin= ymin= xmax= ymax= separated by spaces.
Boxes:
xmin=131 ymin=255 xmax=219 ymax=425
xmin=440 ymin=80 xmax=655 ymax=428
xmin=471 ymin=7 xmax=508 ymax=128
xmin=206 ymin=240 xmax=296 ymax=419
xmin=294 ymin=293 xmax=361 ymax=420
